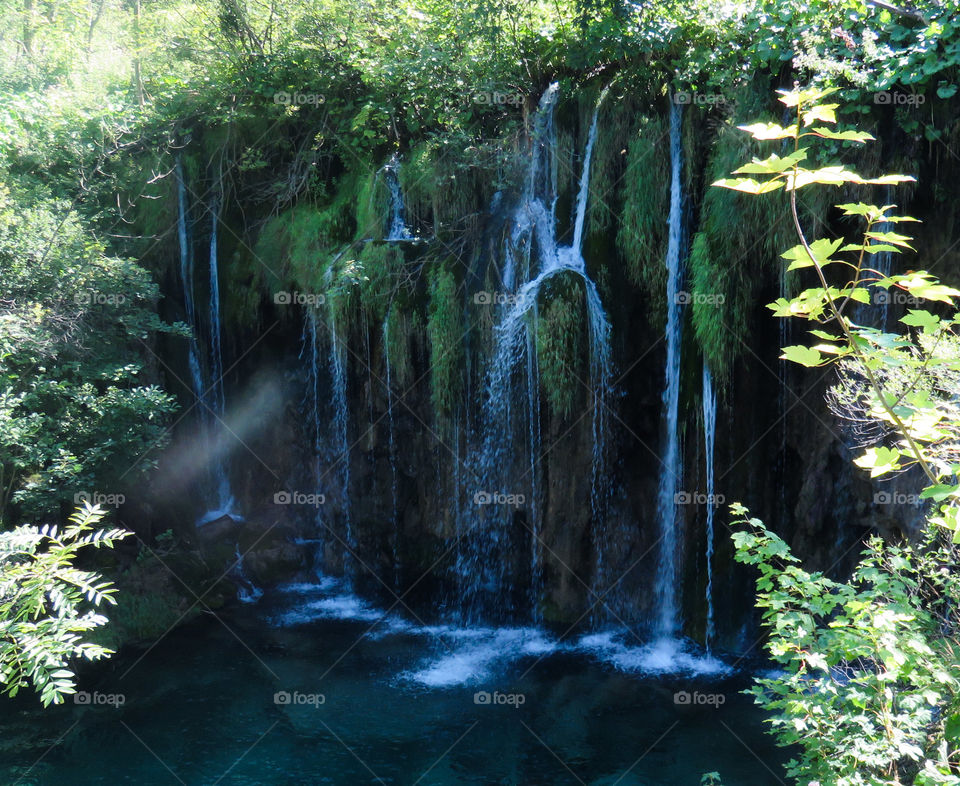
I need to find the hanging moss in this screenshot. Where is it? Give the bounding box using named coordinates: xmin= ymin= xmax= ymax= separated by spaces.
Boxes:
xmin=385 ymin=305 xmax=414 ymax=389
xmin=355 ymin=170 xmax=391 ymax=241
xmin=689 ymin=117 xmax=828 ymax=383
xmin=617 ymin=114 xmax=670 ymax=327
xmin=426 ymin=263 xmax=464 ymax=417
xmin=246 ymin=171 xmax=363 ymax=304
xmin=535 ymin=277 xmax=585 ymax=420
xmin=399 ymin=139 xmax=485 ymax=241
xmin=554 ymin=124 xmax=576 ymax=240
xmin=399 ymin=142 xmax=438 ymax=233
xmin=355 ymin=242 xmax=402 ymax=323
xmin=586 ymin=88 xmax=634 ymax=240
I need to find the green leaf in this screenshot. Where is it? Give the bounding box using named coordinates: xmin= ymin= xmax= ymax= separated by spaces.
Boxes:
xmin=862 ymin=175 xmax=915 ymax=186
xmin=853 ymin=446 xmax=902 ymax=477
xmin=737 ymin=122 xmax=798 ymax=140
xmin=806 ymin=127 xmax=874 ymax=142
xmin=840 ymin=243 xmax=902 ymax=254
xmin=781 ymin=345 xmax=825 ymax=367
xmin=899 ymin=310 xmax=941 ymax=330
xmin=733 ymin=149 xmax=807 ymax=175
xmin=787 ymin=167 xmax=865 ymax=189
xmin=836 ymin=202 xmax=881 ymax=217
xmin=781 ymin=237 xmax=843 ymax=270
xmin=777 ymin=86 xmax=838 ymax=107
xmin=895 ymin=275 xmax=960 ymax=303
xmin=712 ymin=177 xmax=784 ymax=194
xmin=864 ymin=230 xmax=915 ymax=250
xmin=920 ymin=484 xmax=958 ymax=502
xmin=801 ymin=104 xmax=839 ymax=126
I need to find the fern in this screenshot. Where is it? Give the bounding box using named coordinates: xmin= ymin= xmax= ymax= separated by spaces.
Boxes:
xmin=0 ymin=504 xmax=129 ymax=706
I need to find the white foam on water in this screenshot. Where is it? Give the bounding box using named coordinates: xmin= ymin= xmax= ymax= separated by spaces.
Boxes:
xmin=577 ymin=632 xmax=731 ymax=676
xmin=277 ymin=578 xmax=340 ymax=595
xmin=267 ymin=584 xmax=734 ymax=680
xmin=271 ymin=578 xmax=394 ymax=627
xmin=402 ymin=627 xmax=561 ymax=688
xmin=238 ymin=585 xmax=263 ymax=604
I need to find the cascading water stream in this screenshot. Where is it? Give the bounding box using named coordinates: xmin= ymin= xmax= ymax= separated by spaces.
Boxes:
xmin=502 ymin=83 xmax=559 ymax=293
xmin=179 ymin=167 xmax=235 ymax=525
xmin=873 ymin=185 xmax=895 ymax=331
xmin=301 ymin=309 xmax=327 ymax=566
xmin=653 ymin=100 xmax=686 ymax=640
xmin=384 ymin=155 xmax=413 ymax=241
xmin=702 ymin=364 xmax=717 ymax=651
xmin=207 ymin=187 xmax=235 ymax=516
xmin=525 ymin=315 xmax=542 ymax=619
xmin=469 ymin=84 xmax=613 ymax=621
xmin=777 ymin=261 xmax=791 ymax=530
xmin=175 ymin=156 xmax=205 ymax=411
xmin=232 ymin=544 xmax=264 ymax=603
xmin=328 ymin=309 xmax=354 ymax=567
xmin=383 ymin=312 xmax=401 ymax=587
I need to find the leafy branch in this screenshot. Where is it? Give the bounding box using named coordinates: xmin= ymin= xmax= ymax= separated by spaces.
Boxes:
xmin=0 ymin=504 xmax=129 ymax=706
xmin=716 ymin=84 xmax=960 ymax=538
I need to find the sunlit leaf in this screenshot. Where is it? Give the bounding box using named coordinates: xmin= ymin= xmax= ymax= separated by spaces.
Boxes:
xmin=781 ymin=345 xmax=825 ymax=367
xmin=712 ymin=177 xmax=784 ymax=194
xmin=854 ymin=446 xmax=902 ymax=477
xmin=737 ymin=122 xmax=798 ymax=140
xmin=806 ymin=127 xmax=874 ymax=142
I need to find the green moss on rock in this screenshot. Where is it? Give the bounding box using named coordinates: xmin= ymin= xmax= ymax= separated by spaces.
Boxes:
xmin=536 ymin=278 xmax=585 ymax=419
xmin=617 ymin=114 xmax=670 ymax=327
xmin=426 ymin=263 xmax=464 ymax=417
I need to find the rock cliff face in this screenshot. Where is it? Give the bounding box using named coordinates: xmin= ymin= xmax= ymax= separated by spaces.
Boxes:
xmin=131 ymin=80 xmax=957 ymax=651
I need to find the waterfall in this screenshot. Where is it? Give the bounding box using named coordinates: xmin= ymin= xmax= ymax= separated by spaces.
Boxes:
xmin=384 ymin=155 xmax=413 ymax=241
xmin=777 ymin=261 xmax=790 ymax=530
xmin=525 ymin=315 xmax=542 ymax=620
xmin=232 ymin=544 xmax=263 ymax=604
xmin=873 ymin=185 xmax=895 ymax=331
xmin=179 ymin=163 xmax=234 ymax=525
xmin=383 ymin=312 xmax=400 ymax=587
xmin=469 ymin=84 xmax=613 ymax=621
xmin=175 ymin=156 xmax=205 ymax=411
xmin=300 ymin=306 xmax=355 ymax=575
xmin=502 ymin=83 xmax=559 ymax=292
xmin=207 ymin=187 xmax=234 ymax=515
xmin=653 ymin=101 xmax=686 ymax=640
xmin=302 ymin=309 xmax=326 ymax=567
xmin=702 ymin=364 xmax=717 ymax=650
xmin=328 ymin=309 xmax=354 ymax=565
